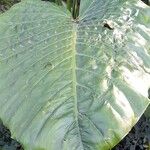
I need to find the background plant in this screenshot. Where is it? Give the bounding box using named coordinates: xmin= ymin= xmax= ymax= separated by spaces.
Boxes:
xmin=1 ymin=0 xmax=149 ymax=14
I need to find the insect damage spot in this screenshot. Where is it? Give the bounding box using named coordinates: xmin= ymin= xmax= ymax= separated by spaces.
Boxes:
xmin=103 ymin=23 xmax=114 ymax=30
xmin=103 ymin=20 xmax=114 ymax=30
xmin=44 ymin=62 xmax=53 ymax=69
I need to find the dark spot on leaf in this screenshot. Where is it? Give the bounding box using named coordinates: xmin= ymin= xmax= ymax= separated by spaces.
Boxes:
xmin=14 ymin=25 xmax=18 ymax=32
xmin=103 ymin=23 xmax=114 ymax=30
xmin=44 ymin=62 xmax=53 ymax=69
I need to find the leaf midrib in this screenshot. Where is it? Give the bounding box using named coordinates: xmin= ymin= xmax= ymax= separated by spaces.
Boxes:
xmin=72 ymin=23 xmax=84 ymax=150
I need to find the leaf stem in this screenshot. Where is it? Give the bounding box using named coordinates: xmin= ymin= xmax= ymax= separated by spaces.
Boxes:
xmin=72 ymin=0 xmax=79 ymax=19
xmin=67 ymin=0 xmax=72 ymax=12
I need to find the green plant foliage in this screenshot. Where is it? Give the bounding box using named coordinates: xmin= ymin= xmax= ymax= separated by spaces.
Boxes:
xmin=0 ymin=0 xmax=150 ymax=150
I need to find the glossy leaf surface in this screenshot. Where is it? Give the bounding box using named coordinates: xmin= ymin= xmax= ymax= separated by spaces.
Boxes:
xmin=0 ymin=0 xmax=150 ymax=149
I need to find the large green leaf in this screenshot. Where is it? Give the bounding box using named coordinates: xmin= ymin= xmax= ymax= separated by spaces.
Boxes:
xmin=0 ymin=0 xmax=150 ymax=149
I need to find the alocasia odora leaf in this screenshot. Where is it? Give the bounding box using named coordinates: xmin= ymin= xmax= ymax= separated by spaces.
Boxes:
xmin=0 ymin=0 xmax=150 ymax=149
